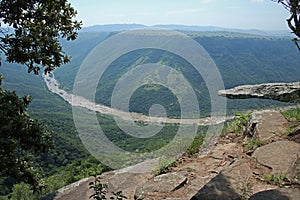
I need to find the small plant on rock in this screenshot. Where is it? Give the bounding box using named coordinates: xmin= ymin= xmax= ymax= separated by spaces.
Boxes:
xmin=89 ymin=175 xmax=127 ymax=200
xmin=112 ymin=191 xmax=128 ymax=200
xmin=264 ymin=173 xmax=287 ymax=186
xmin=229 ymin=112 xmax=252 ymax=134
xmin=89 ymin=175 xmax=108 ymax=200
xmin=282 ymin=107 xmax=300 ymax=136
xmin=245 ymin=139 xmax=263 ymax=151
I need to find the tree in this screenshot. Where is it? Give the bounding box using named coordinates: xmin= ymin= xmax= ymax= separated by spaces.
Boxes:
xmin=0 ymin=75 xmax=52 ymax=191
xmin=0 ymin=0 xmax=82 ymax=74
xmin=274 ymin=0 xmax=300 ymax=51
xmin=0 ymin=0 xmax=81 ymax=192
xmin=10 ymin=182 xmax=38 ymax=200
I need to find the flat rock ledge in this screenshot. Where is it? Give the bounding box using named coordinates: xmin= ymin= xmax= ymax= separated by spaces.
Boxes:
xmin=252 ymin=141 xmax=300 ymax=174
xmin=218 ymin=82 xmax=300 ymax=103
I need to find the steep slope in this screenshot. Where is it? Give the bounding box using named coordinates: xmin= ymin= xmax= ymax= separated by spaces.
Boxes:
xmin=54 ymin=31 xmax=300 ymax=117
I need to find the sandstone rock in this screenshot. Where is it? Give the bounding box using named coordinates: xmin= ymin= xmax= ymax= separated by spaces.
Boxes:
xmin=253 ymin=141 xmax=300 ymax=174
xmin=208 ymin=143 xmax=238 ymax=160
xmin=222 ymin=159 xmax=252 ymax=188
xmin=135 ymin=172 xmax=187 ymax=200
xmin=44 ymin=171 xmax=152 ymax=200
xmin=247 ymin=110 xmax=288 ymax=142
xmin=190 ymin=173 xmax=240 ymax=200
xmin=191 ymin=159 xmax=252 ymax=200
xmin=42 ymin=177 xmax=93 ymax=200
xmin=44 ymin=109 xmax=300 ymax=200
xmin=249 ymin=188 xmax=300 ymax=200
xmin=218 ymin=82 xmax=300 ymax=103
xmin=183 ymin=176 xmax=215 ymax=199
xmin=251 ymin=184 xmax=278 ymax=195
xmin=102 ymin=172 xmax=151 ymax=200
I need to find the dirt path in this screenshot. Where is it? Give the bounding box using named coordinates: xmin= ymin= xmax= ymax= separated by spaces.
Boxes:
xmin=43 ymin=73 xmax=232 ymax=125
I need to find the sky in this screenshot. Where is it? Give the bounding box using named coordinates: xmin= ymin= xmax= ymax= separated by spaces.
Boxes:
xmin=68 ymin=0 xmax=290 ymax=30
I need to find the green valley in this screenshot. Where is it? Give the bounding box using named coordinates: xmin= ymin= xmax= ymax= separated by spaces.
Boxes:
xmin=0 ymin=29 xmax=299 ymax=198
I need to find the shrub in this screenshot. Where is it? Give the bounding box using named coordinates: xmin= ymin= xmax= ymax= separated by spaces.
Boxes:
xmin=264 ymin=174 xmax=286 ymax=186
xmin=245 ymin=139 xmax=263 ymax=151
xmin=228 ymin=112 xmax=252 ymax=134
xmin=89 ymin=175 xmax=127 ymax=200
xmin=282 ymin=107 xmax=300 ymax=122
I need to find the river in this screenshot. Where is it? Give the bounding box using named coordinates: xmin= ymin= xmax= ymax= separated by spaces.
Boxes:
xmin=43 ymin=73 xmax=232 ymax=126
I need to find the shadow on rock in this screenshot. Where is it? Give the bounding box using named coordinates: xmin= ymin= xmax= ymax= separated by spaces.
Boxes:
xmin=249 ymin=188 xmax=300 ymax=200
xmin=190 ymin=173 xmax=240 ymax=200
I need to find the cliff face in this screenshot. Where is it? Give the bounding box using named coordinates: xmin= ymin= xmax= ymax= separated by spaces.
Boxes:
xmin=44 ymin=109 xmax=300 ymax=200
xmin=218 ymin=82 xmax=300 ymax=103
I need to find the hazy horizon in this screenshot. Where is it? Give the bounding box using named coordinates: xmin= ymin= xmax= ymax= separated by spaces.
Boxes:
xmin=69 ymin=0 xmax=290 ymax=31
xmin=81 ymin=23 xmax=291 ymax=32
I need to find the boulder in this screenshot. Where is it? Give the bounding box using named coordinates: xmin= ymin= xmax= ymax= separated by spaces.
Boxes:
xmin=253 ymin=141 xmax=300 ymax=174
xmin=249 ymin=188 xmax=300 ymax=200
xmin=247 ymin=110 xmax=288 ymax=142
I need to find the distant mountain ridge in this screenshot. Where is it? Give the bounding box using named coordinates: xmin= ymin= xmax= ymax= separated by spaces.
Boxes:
xmin=81 ymin=23 xmax=292 ymax=37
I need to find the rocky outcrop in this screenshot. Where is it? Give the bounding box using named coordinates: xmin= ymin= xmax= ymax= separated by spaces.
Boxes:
xmin=135 ymin=109 xmax=300 ymax=200
xmin=43 ymin=160 xmax=157 ymax=200
xmin=218 ymin=82 xmax=300 ymax=103
xmin=42 ymin=177 xmax=93 ymax=200
xmin=46 ymin=109 xmax=300 ymax=200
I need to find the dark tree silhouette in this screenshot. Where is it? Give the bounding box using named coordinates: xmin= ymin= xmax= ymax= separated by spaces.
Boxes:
xmin=0 ymin=0 xmax=82 ymax=74
xmin=274 ymin=0 xmax=300 ymax=51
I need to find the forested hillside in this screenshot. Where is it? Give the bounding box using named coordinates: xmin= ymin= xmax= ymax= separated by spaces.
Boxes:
xmin=55 ymin=31 xmax=300 ymax=117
